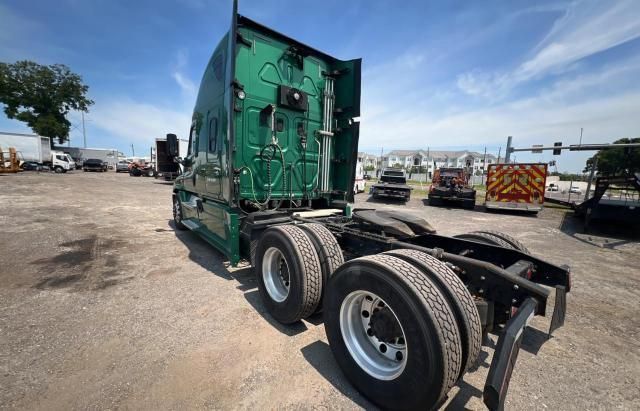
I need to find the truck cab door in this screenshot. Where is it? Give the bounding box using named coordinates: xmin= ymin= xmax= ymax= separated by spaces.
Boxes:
xmin=204 ymin=109 xmax=223 ymax=200
xmin=181 ymin=122 xmax=199 ymax=193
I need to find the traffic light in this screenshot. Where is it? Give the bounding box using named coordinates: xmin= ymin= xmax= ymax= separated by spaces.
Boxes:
xmin=553 ymin=142 xmax=562 ymax=155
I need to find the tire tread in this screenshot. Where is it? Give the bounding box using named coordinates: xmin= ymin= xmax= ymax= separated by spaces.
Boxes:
xmin=384 ymin=249 xmax=482 ymax=376
xmin=361 ymin=254 xmax=462 ymax=397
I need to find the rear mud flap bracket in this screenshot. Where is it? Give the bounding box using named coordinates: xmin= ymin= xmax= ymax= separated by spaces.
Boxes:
xmin=483 ymin=297 xmax=537 ymax=411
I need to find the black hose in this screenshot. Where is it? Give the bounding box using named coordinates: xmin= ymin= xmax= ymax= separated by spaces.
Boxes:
xmin=260 ymin=143 xmax=287 ymax=210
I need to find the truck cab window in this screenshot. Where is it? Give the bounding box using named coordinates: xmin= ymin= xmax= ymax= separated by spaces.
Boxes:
xmin=212 ymin=53 xmax=224 ymax=81
xmin=188 ymin=125 xmax=198 ymax=157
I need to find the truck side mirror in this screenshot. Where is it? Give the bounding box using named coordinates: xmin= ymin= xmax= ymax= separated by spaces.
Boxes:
xmin=166 ymin=133 xmax=178 ymax=158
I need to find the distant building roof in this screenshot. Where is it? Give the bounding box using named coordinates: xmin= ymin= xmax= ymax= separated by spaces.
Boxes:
xmin=384 ymin=149 xmax=497 ymax=159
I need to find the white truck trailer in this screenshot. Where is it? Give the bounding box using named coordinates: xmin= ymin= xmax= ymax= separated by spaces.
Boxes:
xmin=0 ymin=132 xmax=75 ymax=173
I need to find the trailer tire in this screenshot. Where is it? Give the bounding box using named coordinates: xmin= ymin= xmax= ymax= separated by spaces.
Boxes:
xmin=453 ymin=231 xmax=513 ymax=249
xmin=383 ymin=249 xmax=482 ymax=377
xmin=324 ymin=254 xmax=462 ymax=410
xmin=255 ymin=225 xmax=322 ymax=324
xmin=299 ymin=223 xmax=344 ymax=313
xmin=473 ymin=230 xmax=530 ymax=254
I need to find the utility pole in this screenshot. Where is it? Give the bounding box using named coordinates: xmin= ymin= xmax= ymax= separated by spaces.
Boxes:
xmin=505 ymin=136 xmax=513 ymax=163
xmin=482 ymin=146 xmax=487 ymax=184
xmin=584 ymin=155 xmax=598 ymax=201
xmin=131 ymin=144 xmax=135 ymax=157
xmin=579 ymin=127 xmax=583 ymax=146
xmin=497 ymin=147 xmax=502 ymax=163
xmin=82 ymin=112 xmax=87 ymax=148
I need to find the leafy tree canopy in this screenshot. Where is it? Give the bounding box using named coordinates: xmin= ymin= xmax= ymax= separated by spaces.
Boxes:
xmin=584 ymin=137 xmax=640 ymax=176
xmin=0 ymin=60 xmax=93 ymax=145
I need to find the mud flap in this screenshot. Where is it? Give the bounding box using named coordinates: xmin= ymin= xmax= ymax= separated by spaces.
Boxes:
xmin=483 ymin=298 xmax=537 ymax=411
xmin=548 ymin=285 xmax=566 ymax=338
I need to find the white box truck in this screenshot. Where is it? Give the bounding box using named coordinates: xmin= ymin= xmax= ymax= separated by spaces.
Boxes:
xmin=0 ymin=132 xmax=75 ymax=173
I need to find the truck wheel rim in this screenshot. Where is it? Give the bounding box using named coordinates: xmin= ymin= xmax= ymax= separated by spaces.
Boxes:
xmin=340 ymin=290 xmax=407 ymax=380
xmin=173 ymin=200 xmax=181 ymax=223
xmin=262 ymin=247 xmax=290 ymax=303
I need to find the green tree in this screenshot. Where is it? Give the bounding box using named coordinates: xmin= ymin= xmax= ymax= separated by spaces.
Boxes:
xmin=584 ymin=138 xmax=640 ymax=176
xmin=0 ymin=60 xmax=93 ymax=146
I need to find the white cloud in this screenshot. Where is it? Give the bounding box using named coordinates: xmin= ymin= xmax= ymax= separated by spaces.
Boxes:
xmin=519 ymin=0 xmax=640 ymax=79
xmin=457 ymin=0 xmax=640 ymax=98
xmin=172 ymin=72 xmax=197 ymax=95
xmin=90 ymin=98 xmax=190 ymax=143
xmin=361 ymin=58 xmax=640 ymax=152
xmin=171 ymin=49 xmax=197 ymax=97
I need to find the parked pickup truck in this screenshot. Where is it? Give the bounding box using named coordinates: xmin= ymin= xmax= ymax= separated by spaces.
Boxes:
xmin=370 ymin=168 xmax=412 ymax=201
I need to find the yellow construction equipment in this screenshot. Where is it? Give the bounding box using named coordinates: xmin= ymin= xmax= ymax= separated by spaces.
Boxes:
xmin=0 ymin=146 xmax=20 ymax=173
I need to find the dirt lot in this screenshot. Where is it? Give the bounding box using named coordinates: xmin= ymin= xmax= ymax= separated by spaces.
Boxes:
xmin=1 ymin=171 xmax=639 ymax=410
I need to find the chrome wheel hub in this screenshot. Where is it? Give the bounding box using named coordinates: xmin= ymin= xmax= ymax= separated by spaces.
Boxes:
xmin=340 ymin=290 xmax=407 ymax=380
xmin=262 ymin=247 xmax=290 ymax=302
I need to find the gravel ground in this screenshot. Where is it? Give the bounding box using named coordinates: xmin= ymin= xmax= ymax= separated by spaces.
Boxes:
xmin=1 ymin=172 xmax=639 ymax=410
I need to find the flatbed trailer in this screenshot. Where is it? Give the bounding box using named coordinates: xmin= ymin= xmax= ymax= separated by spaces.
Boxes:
xmin=168 ymin=3 xmax=571 ymax=409
xmin=370 ymin=168 xmax=412 ymax=201
xmin=575 ymin=173 xmax=640 ymax=231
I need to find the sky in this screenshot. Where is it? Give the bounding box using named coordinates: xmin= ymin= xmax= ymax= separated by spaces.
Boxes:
xmin=1 ymin=0 xmax=639 ymax=172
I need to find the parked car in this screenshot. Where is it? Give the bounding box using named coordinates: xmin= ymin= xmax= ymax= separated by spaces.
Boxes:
xmin=569 ymin=187 xmax=582 ymax=195
xmin=115 ymin=161 xmax=130 ymax=173
xmin=83 ymin=158 xmax=108 ymax=172
xmin=21 ymin=161 xmax=42 ymax=171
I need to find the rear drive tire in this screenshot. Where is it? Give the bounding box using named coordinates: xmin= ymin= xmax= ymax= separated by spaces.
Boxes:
xmin=324 ymin=254 xmax=462 ymax=410
xmin=172 ymin=196 xmax=187 ymax=231
xmin=453 ymin=231 xmax=513 ymax=249
xmin=383 ymin=249 xmax=482 ymax=377
xmin=255 ymin=225 xmax=322 ymax=324
xmin=473 ymin=230 xmax=530 ymax=254
xmin=299 ymin=223 xmax=344 ymax=313
xmin=429 ymin=197 xmax=441 ymax=206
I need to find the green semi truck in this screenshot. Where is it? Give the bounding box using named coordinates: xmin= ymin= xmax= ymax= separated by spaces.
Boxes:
xmin=167 ymin=3 xmax=571 ymax=409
